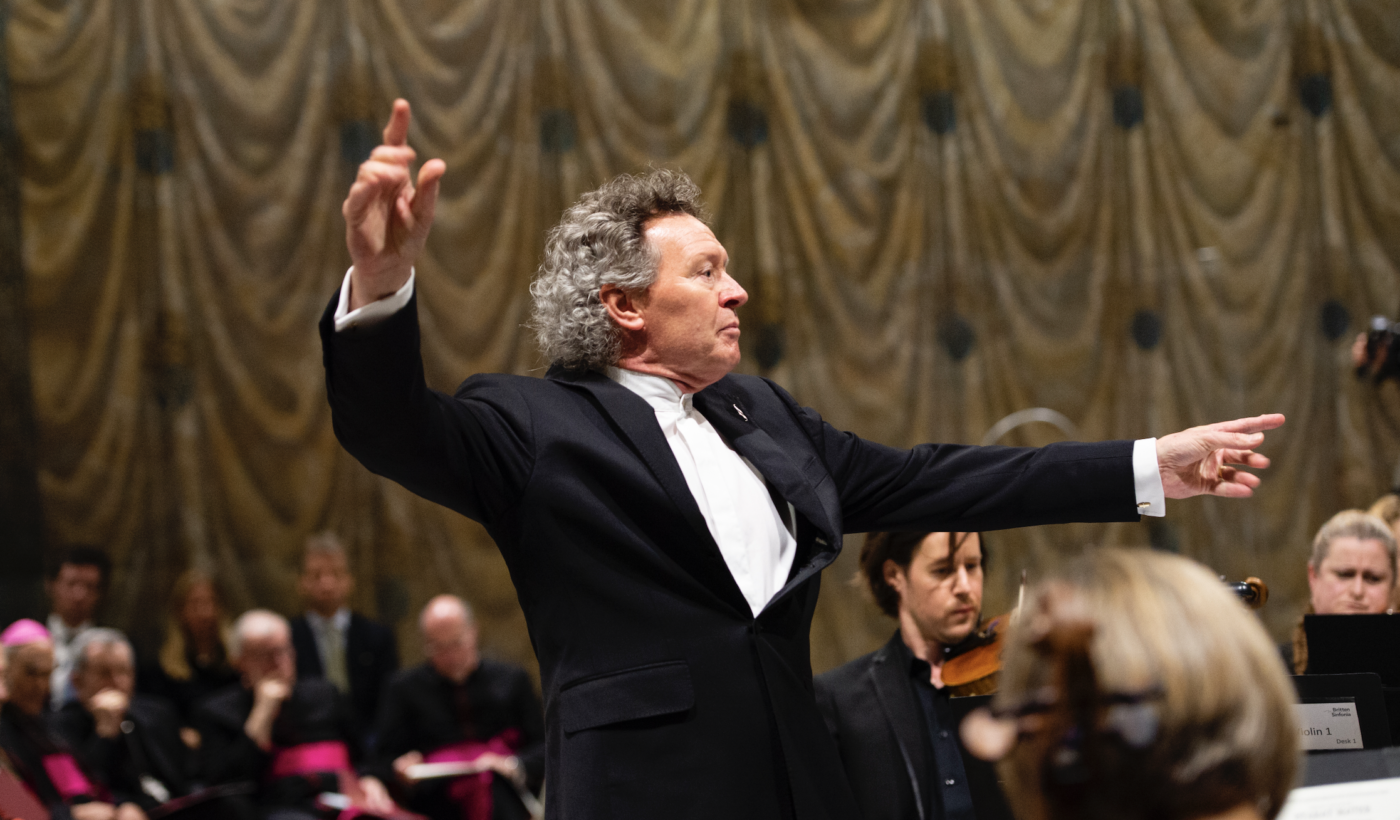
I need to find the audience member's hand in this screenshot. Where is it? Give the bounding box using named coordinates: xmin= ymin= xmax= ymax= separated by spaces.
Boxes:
xmin=179 ymin=726 xmax=201 ymax=749
xmin=343 ymin=98 xmax=445 ymax=310
xmin=115 ymin=802 xmax=148 ymax=820
xmin=70 ymin=802 xmax=118 ymax=820
xmin=1156 ymin=414 xmax=1284 ymax=499
xmin=478 ymin=752 xmax=526 ymax=787
xmin=357 ymin=776 xmax=396 ymax=816
xmin=392 ymin=750 xmax=424 ymax=784
xmin=244 ymin=676 xmax=292 ymax=750
xmin=252 ymin=677 xmax=291 ymax=707
xmin=89 ymin=688 xmax=130 ymax=739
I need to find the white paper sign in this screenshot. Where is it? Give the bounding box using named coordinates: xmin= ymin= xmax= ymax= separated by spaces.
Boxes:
xmin=1277 ymin=776 xmax=1400 ymax=820
xmin=1294 ymin=702 xmax=1364 ymax=750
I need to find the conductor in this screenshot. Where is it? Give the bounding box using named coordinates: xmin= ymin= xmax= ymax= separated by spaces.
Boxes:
xmin=320 ymin=100 xmax=1282 ymax=820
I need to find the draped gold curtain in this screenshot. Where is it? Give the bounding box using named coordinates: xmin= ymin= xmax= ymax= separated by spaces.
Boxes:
xmin=9 ymin=0 xmax=1400 ymax=675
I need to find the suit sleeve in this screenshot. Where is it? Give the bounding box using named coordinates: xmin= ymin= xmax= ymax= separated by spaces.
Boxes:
xmin=320 ymin=290 xmax=536 ymax=529
xmin=762 ymin=379 xmax=1139 ymax=533
xmin=193 ymin=701 xmax=268 ymax=786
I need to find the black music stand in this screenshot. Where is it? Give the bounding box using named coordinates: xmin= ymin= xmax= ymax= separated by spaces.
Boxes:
xmin=1303 ymin=614 xmax=1400 ymax=746
xmin=1292 ymin=673 xmax=1392 ymax=749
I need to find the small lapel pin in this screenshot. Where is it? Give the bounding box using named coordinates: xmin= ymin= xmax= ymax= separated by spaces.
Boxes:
xmin=733 ymin=403 xmax=748 ymax=422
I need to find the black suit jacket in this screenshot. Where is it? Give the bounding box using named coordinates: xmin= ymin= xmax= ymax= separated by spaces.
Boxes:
xmin=375 ymin=659 xmax=546 ymax=820
xmin=193 ymin=678 xmax=365 ymax=813
xmin=815 ymin=634 xmax=1012 ymax=820
xmin=320 ymin=293 xmax=1138 ymax=820
xmin=51 ymin=694 xmax=190 ymax=810
xmin=290 ymin=611 xmax=399 ymax=731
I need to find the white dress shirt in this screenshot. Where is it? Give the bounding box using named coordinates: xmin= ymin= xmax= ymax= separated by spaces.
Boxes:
xmin=47 ymin=614 xmax=92 ymax=709
xmin=332 ymin=269 xmax=1168 ymax=611
xmin=607 ymin=367 xmax=798 ymax=614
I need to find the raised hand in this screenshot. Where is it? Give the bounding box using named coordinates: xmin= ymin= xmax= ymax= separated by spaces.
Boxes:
xmin=1155 ymin=414 xmax=1284 ymax=499
xmin=343 ymin=98 xmax=446 ymax=310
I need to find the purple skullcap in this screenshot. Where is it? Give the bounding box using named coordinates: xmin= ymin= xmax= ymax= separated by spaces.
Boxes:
xmin=1 ymin=619 xmax=51 ymax=647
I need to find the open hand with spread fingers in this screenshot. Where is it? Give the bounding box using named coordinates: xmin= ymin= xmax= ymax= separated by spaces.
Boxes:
xmin=1156 ymin=414 xmax=1285 ymax=499
xmin=343 ymin=98 xmax=446 ymax=310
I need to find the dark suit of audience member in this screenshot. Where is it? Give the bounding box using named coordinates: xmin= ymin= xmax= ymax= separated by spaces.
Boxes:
xmin=1 ymin=702 xmax=110 ymax=819
xmin=289 ymin=612 xmax=398 ymax=733
xmin=52 ymin=694 xmax=189 ymax=812
xmin=196 ymin=677 xmax=367 ymax=817
xmin=376 ymin=660 xmax=544 ymax=820
xmin=817 ymin=634 xmax=1011 ymax=820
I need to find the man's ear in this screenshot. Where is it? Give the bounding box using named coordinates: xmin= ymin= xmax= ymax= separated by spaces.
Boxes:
xmin=600 ymin=284 xmax=646 ymax=332
xmin=883 ymin=559 xmax=905 ymax=597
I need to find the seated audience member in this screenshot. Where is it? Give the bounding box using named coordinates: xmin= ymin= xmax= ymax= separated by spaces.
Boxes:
xmin=0 ymin=619 xmax=145 ymax=820
xmin=971 ymin=548 xmax=1297 ymax=820
xmin=1286 ymin=509 xmax=1397 ymax=673
xmin=289 ymin=533 xmax=398 ymax=733
xmin=194 ymin=610 xmax=400 ymax=820
xmin=139 ymin=569 xmax=239 ymax=737
xmin=52 ymin=629 xmax=189 ymax=813
xmin=47 ymin=547 xmax=112 ymax=709
xmin=815 ymin=532 xmax=1009 ymax=820
xmin=376 ymin=596 xmax=544 ymax=820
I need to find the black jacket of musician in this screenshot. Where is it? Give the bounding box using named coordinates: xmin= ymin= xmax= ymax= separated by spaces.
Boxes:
xmin=319 ymin=293 xmax=1139 ymax=820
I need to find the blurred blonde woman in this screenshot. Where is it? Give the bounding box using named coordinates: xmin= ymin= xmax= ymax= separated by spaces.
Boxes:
xmin=965 ymin=549 xmax=1298 ymax=820
xmin=138 ymin=570 xmax=238 ymax=740
xmin=1287 ymin=509 xmax=1397 ymax=673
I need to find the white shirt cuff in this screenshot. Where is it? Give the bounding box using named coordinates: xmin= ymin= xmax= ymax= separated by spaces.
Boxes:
xmin=1133 ymin=437 xmax=1165 ymax=517
xmin=333 ymin=267 xmax=415 ymax=332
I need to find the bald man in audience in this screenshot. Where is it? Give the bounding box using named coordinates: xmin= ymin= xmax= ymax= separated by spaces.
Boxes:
xmin=51 ymin=629 xmax=189 ymax=814
xmin=193 ymin=610 xmax=400 ymax=820
xmin=375 ymin=596 xmax=544 ymax=820
xmin=0 ymin=620 xmax=144 ymax=820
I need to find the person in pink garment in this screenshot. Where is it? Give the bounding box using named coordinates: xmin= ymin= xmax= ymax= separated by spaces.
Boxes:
xmin=0 ymin=619 xmax=144 ymax=820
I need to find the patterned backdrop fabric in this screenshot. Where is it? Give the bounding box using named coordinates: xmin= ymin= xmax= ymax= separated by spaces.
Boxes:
xmin=8 ymin=0 xmax=1400 ymax=675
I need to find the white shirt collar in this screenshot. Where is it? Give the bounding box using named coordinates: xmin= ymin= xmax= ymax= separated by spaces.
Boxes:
xmin=306 ymin=607 xmax=351 ymax=634
xmin=46 ymin=613 xmax=91 ymax=644
xmin=606 ymin=367 xmax=691 ymax=414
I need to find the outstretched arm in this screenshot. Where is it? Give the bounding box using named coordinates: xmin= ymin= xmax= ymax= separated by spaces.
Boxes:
xmin=1155 ymin=414 xmax=1284 ymax=499
xmin=343 ymin=98 xmax=445 ymax=310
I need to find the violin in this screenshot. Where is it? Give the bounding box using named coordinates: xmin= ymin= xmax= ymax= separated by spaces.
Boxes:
xmin=1227 ymin=576 xmax=1268 ymax=610
xmin=942 ymin=571 xmax=1028 ymax=697
xmin=941 ymin=573 xmax=1268 ymax=698
xmin=942 ymin=612 xmax=1011 ymax=697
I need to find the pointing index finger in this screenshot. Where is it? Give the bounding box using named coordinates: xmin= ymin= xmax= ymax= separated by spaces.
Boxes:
xmin=1210 ymin=413 xmax=1286 ymax=435
xmin=383 ymin=98 xmax=412 ymax=147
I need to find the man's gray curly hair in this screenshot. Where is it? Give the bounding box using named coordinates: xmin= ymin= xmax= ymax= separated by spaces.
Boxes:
xmin=529 ymin=169 xmax=708 ymax=370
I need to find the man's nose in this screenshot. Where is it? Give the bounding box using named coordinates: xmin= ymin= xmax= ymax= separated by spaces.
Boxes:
xmin=720 ymin=272 xmax=748 ymax=309
xmin=952 ymin=566 xmax=970 ymax=594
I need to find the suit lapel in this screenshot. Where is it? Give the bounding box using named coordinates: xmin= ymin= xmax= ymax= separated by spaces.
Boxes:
xmin=869 ymin=634 xmax=931 ymax=818
xmin=548 ymin=367 xmax=751 ymax=616
xmin=694 ymin=384 xmax=842 ymax=608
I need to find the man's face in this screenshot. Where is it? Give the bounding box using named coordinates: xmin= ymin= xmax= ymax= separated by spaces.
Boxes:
xmin=48 ymin=563 xmax=104 ymax=626
xmin=1309 ymin=536 xmax=1395 ymax=614
xmin=423 ymin=613 xmax=479 ymax=684
xmin=626 ymin=214 xmax=748 ymax=389
xmin=73 ymin=642 xmax=135 ymax=703
xmin=888 ymin=533 xmax=984 ymax=648
xmin=5 ymin=641 xmax=54 ymax=716
xmin=236 ymin=628 xmax=296 ymax=688
xmin=298 ymin=552 xmax=353 ymax=616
